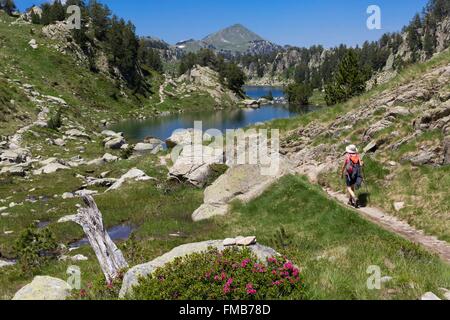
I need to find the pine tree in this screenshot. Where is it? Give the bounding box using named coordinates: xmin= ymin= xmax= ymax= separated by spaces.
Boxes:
xmin=407 ymin=14 xmax=423 ymax=62
xmin=423 ymin=29 xmax=435 ymax=58
xmin=138 ymin=43 xmax=163 ymax=73
xmin=285 ymin=83 xmax=313 ymax=106
xmin=222 ymin=63 xmax=246 ymax=97
xmin=107 ymin=17 xmax=140 ymax=86
xmin=40 ymin=3 xmax=52 ymax=25
xmin=324 ymin=50 xmax=366 ymax=105
xmin=88 ymin=0 xmax=111 ymax=41
xmin=49 ymin=0 xmax=66 ymax=22
xmin=30 ymin=11 xmax=41 ymax=24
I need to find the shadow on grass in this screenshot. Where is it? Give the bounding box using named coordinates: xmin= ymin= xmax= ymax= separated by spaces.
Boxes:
xmin=358 ymin=192 xmax=371 ymax=208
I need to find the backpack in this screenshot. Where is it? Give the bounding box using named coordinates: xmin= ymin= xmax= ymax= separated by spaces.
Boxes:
xmin=345 ymin=154 xmax=361 ymax=180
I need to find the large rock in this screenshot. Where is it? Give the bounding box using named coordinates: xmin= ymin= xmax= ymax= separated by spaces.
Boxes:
xmin=65 ymin=129 xmax=90 ymax=139
xmin=28 ymin=39 xmax=38 ymax=50
xmin=33 ymin=163 xmax=69 ymax=175
xmin=419 ymin=102 xmax=450 ymax=125
xmin=166 ymin=129 xmax=211 ymax=148
xmin=169 ymin=145 xmax=224 ymax=187
xmin=1 ymin=164 xmax=27 ymax=177
xmin=44 ymin=95 xmax=67 ymax=106
xmin=119 ymin=239 xmax=281 ymax=298
xmin=0 ymin=148 xmax=29 ymax=163
xmin=105 ymin=137 xmax=125 ymax=150
xmin=0 ymin=259 xmax=15 ymax=269
xmin=134 ymin=140 xmax=163 ymax=155
xmin=409 ymin=151 xmax=434 ymax=166
xmin=177 ymin=65 xmax=240 ymax=104
xmin=85 ymin=177 xmax=117 ymax=187
xmin=241 ymin=99 xmax=260 ymax=108
xmin=192 ymin=161 xmax=292 ymax=221
xmin=107 ymin=168 xmax=154 ymax=191
xmin=12 ymin=276 xmax=72 ymax=300
xmin=420 ymin=292 xmax=441 ymax=300
xmin=102 ymin=153 xmax=118 ymax=163
xmin=364 ymin=119 xmax=392 ymax=141
xmin=101 ymin=130 xmax=122 ymax=138
xmin=386 ymin=106 xmax=410 ymax=118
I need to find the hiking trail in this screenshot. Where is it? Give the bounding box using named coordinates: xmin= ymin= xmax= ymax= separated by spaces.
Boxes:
xmin=324 ymin=187 xmax=450 ymax=264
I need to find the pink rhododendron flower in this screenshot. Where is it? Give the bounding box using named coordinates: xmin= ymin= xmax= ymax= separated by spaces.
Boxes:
xmin=283 ymin=262 xmax=294 ymax=270
xmin=246 ymin=283 xmax=257 ymax=294
xmin=223 ymin=278 xmax=233 ymax=294
xmin=241 ymin=259 xmax=251 ymax=268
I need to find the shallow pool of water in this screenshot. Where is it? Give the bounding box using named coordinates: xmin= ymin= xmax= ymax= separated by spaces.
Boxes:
xmin=70 ymin=224 xmax=135 ymax=248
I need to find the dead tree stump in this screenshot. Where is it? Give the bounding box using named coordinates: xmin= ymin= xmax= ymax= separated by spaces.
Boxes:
xmin=73 ymin=195 xmax=128 ymax=283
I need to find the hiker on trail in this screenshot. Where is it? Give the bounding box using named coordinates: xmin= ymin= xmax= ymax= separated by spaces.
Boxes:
xmin=341 ymin=145 xmax=364 ymax=208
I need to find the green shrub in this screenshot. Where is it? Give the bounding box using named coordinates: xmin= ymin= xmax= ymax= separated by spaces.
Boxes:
xmin=120 ymin=144 xmax=134 ymax=159
xmin=285 ymin=83 xmax=313 ymax=106
xmin=205 ymin=163 xmax=229 ymax=186
xmin=129 ymin=247 xmax=305 ymax=300
xmin=15 ymin=226 xmax=59 ymax=275
xmin=47 ymin=109 xmax=62 ymax=130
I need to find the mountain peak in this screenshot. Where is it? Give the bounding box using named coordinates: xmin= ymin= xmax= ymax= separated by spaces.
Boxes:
xmin=201 ymin=24 xmax=265 ymax=52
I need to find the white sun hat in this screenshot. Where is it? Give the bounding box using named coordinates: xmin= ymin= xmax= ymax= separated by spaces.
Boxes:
xmin=345 ymin=144 xmax=358 ymax=154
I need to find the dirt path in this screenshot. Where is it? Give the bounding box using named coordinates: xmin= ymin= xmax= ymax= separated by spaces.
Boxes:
xmin=157 ymin=75 xmax=167 ymax=105
xmin=8 ymin=106 xmax=49 ymax=150
xmin=324 ymin=187 xmax=450 ymax=264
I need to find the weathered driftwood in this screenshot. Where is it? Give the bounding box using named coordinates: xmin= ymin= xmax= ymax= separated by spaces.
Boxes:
xmin=73 ymin=195 xmax=128 ymax=282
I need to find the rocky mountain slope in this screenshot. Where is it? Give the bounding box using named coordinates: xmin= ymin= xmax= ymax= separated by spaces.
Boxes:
xmin=278 ymin=48 xmax=450 ymax=242
xmin=202 ymin=24 xmax=263 ymax=52
xmin=172 ymin=24 xmax=281 ymax=56
xmin=239 ymin=7 xmax=450 ymax=86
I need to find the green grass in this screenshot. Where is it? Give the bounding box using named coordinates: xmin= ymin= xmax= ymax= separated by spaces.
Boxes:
xmin=309 ymin=89 xmax=326 ymax=106
xmin=59 ymin=175 xmax=450 ymax=300
xmin=0 ymin=78 xmax=37 ymax=136
xmin=260 ymin=46 xmax=450 ymax=243
xmin=3 ymin=170 xmax=450 ymax=300
xmin=0 ymin=153 xmax=212 ymax=299
xmin=223 ymin=176 xmax=450 ymax=300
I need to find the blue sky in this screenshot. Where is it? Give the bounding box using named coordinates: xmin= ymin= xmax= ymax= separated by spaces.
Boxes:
xmin=15 ymin=0 xmax=429 ymax=47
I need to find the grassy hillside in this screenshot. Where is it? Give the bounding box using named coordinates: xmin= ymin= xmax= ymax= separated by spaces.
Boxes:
xmin=268 ymin=48 xmax=450 ymax=242
xmin=2 ymin=169 xmax=450 ymax=300
xmin=0 ymin=12 xmax=235 ymax=138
